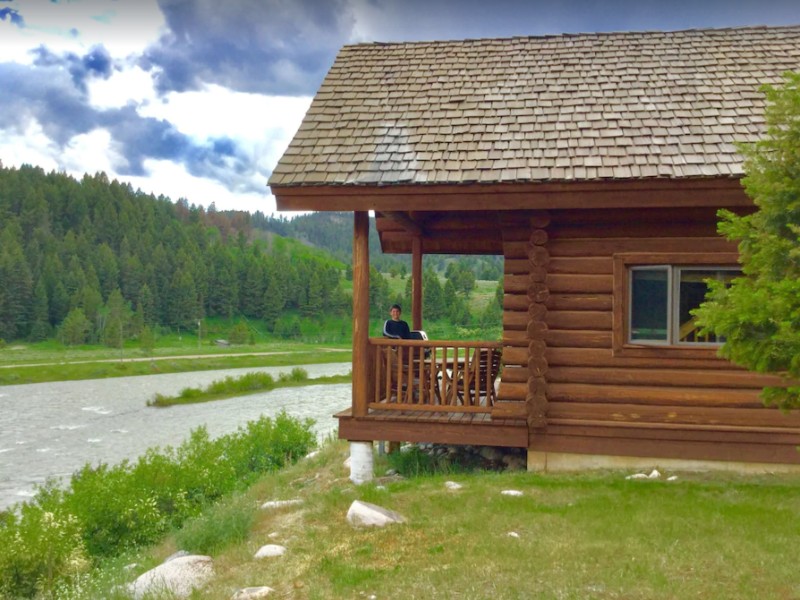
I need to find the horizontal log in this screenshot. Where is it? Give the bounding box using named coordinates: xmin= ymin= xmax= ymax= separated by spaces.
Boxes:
xmin=548 ymin=382 xmax=763 ymax=407
xmin=545 ymin=329 xmax=612 ymax=348
xmin=547 ymin=366 xmax=782 ymax=389
xmin=549 ymin=237 xmax=737 ymax=258
xmin=547 ymin=401 xmax=800 ymax=429
xmin=547 ymin=310 xmax=613 ymax=331
xmin=500 ymin=366 xmax=529 ymax=383
xmin=503 ymin=310 xmax=528 ymax=330
xmin=546 ymin=293 xmax=613 ymax=311
xmin=501 ymin=227 xmax=531 ymax=242
xmin=548 ymin=257 xmax=613 ymax=275
xmin=546 ymin=346 xmax=736 ymax=370
xmin=504 ymin=241 xmax=529 ymax=259
xmin=548 ymin=273 xmax=613 ymax=294
xmin=530 ymin=427 xmax=800 ymax=464
xmin=492 ymin=401 xmax=527 ymax=419
xmin=504 ymin=274 xmax=529 ymax=294
xmin=549 ymin=221 xmax=718 ymax=240
xmin=502 ymin=329 xmax=528 ymax=344
xmin=504 ymin=259 xmax=531 ymax=274
xmin=503 ymin=294 xmax=529 ymax=311
xmin=498 ymin=382 xmax=528 ymax=401
xmin=550 ymin=206 xmax=726 ymax=226
xmin=503 ymin=346 xmax=529 ymax=366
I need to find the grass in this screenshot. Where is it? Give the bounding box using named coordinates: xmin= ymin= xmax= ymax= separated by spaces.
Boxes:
xmin=71 ymin=440 xmax=800 ymax=600
xmin=0 ymin=341 xmax=351 ymax=385
xmin=148 ymin=368 xmax=352 ymax=407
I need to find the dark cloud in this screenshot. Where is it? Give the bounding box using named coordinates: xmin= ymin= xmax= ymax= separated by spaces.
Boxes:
xmin=0 ymin=57 xmax=258 ymax=193
xmin=31 ymin=44 xmax=113 ymax=94
xmin=0 ymin=6 xmax=23 ymax=27
xmin=142 ymin=0 xmax=355 ymax=96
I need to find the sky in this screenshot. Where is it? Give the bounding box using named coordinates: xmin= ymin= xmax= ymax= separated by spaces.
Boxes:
xmin=1 ymin=0 xmax=798 ymax=215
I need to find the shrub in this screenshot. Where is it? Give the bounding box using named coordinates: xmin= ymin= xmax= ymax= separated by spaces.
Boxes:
xmin=173 ymin=493 xmax=255 ymax=555
xmin=0 ymin=412 xmax=316 ymax=598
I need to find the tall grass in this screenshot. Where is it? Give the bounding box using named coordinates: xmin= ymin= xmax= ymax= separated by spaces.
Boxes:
xmin=0 ymin=412 xmax=316 ymax=599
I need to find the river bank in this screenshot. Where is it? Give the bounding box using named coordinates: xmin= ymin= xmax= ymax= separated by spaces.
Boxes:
xmin=0 ymin=362 xmax=351 ymax=510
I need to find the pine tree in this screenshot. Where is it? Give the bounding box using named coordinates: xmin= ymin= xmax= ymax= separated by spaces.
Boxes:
xmin=58 ymin=307 xmax=91 ymax=345
xmin=694 ymin=73 xmax=800 ymax=409
xmin=28 ymin=279 xmax=52 ymax=341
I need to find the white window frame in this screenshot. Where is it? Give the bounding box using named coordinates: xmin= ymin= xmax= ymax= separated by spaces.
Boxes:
xmin=627 ymin=265 xmax=740 ymax=346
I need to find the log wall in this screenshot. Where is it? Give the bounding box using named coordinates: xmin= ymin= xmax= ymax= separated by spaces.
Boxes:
xmin=498 ymin=207 xmax=800 ymax=464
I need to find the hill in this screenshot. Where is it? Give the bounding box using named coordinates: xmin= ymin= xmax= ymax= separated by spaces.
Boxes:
xmin=0 ymin=164 xmax=349 ymax=344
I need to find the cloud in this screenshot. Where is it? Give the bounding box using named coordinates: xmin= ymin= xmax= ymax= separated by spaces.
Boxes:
xmin=141 ymin=0 xmax=355 ymax=96
xmin=0 ymin=5 xmax=23 ymax=27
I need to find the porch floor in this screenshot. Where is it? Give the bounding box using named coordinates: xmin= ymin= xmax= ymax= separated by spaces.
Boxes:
xmin=335 ymin=407 xmax=528 ymax=448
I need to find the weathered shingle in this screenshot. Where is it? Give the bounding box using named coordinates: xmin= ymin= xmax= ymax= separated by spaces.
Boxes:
xmin=269 ymin=26 xmax=800 ymax=188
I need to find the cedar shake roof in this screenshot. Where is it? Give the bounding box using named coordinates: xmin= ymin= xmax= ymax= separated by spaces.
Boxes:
xmin=269 ymin=26 xmax=800 ymax=189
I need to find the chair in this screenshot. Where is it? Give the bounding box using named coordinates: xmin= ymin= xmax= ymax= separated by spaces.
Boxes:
xmin=449 ymin=347 xmax=501 ymax=407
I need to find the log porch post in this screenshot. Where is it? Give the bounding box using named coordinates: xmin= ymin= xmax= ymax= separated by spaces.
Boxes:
xmin=352 ymin=211 xmax=370 ymax=418
xmin=411 ymin=236 xmax=422 ymax=330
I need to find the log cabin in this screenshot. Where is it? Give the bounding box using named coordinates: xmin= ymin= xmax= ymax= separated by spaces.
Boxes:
xmin=268 ymin=25 xmax=800 ymax=473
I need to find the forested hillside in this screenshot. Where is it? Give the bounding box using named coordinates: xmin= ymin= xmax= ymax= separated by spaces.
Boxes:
xmin=0 ymin=164 xmax=348 ymax=344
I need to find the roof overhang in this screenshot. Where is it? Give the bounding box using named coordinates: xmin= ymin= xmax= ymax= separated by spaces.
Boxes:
xmin=271 ymin=177 xmax=748 ymax=212
xmin=271 ymin=177 xmax=751 ymax=254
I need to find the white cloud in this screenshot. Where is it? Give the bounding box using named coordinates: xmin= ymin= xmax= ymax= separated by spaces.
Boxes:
xmin=61 ymin=128 xmax=126 ymax=175
xmin=121 ymin=159 xmax=276 ymax=213
xmin=0 ymin=119 xmax=60 ymax=169
xmin=6 ymin=0 xmax=166 ymax=59
xmin=88 ymin=64 xmax=157 ymax=109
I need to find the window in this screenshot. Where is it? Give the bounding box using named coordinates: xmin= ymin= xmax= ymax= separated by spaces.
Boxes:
xmin=629 ymin=266 xmax=739 ymax=345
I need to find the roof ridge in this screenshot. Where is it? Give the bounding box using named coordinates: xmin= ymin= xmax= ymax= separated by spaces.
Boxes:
xmin=344 ymin=24 xmax=800 ymax=49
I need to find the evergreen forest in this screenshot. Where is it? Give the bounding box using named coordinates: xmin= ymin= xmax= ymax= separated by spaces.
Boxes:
xmin=0 ymin=164 xmax=349 ymax=345
xmin=0 ymin=163 xmax=503 ymax=347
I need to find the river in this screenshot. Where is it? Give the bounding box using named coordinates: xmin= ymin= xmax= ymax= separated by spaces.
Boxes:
xmin=0 ymin=363 xmax=351 ymax=511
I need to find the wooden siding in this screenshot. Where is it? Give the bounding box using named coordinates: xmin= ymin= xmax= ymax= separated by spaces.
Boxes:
xmin=499 ymin=206 xmax=800 ymax=463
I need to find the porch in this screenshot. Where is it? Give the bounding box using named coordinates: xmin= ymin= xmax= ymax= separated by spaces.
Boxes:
xmin=338 ymin=337 xmax=528 ymax=448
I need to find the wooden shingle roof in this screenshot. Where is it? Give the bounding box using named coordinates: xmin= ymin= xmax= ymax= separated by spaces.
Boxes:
xmin=269 ymin=26 xmax=800 ymax=189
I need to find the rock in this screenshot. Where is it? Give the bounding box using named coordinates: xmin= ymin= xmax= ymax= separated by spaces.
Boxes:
xmin=164 ymin=550 xmax=190 ymax=562
xmin=127 ymin=555 xmax=213 ymax=600
xmin=385 ymin=468 xmax=398 ymax=476
xmin=343 ymin=456 xmax=352 ymax=468
xmin=305 ymin=451 xmax=319 ymax=460
xmin=667 ymin=475 xmax=679 ymax=482
xmin=501 ymin=490 xmax=523 ymax=497
xmin=260 ymin=499 xmax=302 ymax=510
xmin=346 ymin=500 xmax=406 ymax=527
xmin=507 ymin=531 xmax=520 ymax=538
xmin=254 ymin=544 xmax=287 ymax=559
xmin=625 ymin=473 xmax=649 ymax=480
xmin=648 ymin=469 xmax=661 ymax=479
xmin=444 ymin=481 xmax=463 ymax=490
xmin=268 ymin=531 xmax=280 ymax=539
xmin=231 ymin=586 xmax=275 ymax=599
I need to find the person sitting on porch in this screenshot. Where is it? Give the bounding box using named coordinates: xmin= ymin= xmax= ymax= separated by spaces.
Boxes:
xmin=383 ymin=303 xmax=411 ymax=339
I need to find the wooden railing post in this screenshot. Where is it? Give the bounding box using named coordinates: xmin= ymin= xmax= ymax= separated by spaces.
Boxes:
xmin=352 ymin=211 xmax=369 ymax=418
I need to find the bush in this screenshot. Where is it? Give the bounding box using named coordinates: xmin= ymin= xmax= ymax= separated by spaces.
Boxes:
xmin=0 ymin=412 xmax=316 ymax=598
xmin=174 ymin=493 xmax=255 ymax=555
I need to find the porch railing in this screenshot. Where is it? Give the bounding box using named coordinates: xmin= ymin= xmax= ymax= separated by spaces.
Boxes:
xmin=368 ymin=338 xmax=502 ymax=413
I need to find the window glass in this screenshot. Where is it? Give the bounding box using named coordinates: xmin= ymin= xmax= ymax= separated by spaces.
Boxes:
xmin=630 ymin=268 xmax=668 ymax=342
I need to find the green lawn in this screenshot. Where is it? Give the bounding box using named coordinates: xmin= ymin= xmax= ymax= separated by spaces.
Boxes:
xmin=84 ymin=441 xmax=800 ymax=599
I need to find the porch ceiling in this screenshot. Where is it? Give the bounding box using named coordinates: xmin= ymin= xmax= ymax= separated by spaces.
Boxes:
xmin=376 ymin=210 xmax=503 ymax=254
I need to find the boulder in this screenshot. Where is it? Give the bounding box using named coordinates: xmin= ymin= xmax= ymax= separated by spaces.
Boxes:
xmin=501 ymin=490 xmax=523 ymax=497
xmin=445 ymin=481 xmax=463 ymax=490
xmin=346 ymin=500 xmax=406 ymax=527
xmin=254 ymin=544 xmax=287 ymax=559
xmin=231 ymin=586 xmax=275 ymax=599
xmin=128 ymin=555 xmax=213 ymax=599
